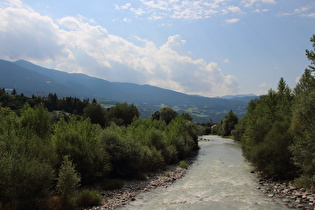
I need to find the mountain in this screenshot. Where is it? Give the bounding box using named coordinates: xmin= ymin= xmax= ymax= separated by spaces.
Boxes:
xmin=214 ymin=94 xmax=258 ymax=103
xmin=0 ymin=59 xmax=256 ymax=122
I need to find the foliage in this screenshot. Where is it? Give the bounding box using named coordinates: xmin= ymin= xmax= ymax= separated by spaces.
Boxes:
xmin=0 ymin=87 xmax=200 ymax=205
xmin=53 ymin=117 xmax=111 ymax=183
xmin=178 ymin=160 xmax=188 ymax=169
xmin=84 ymin=102 xmax=108 ymax=127
xmin=231 ymin=35 xmax=315 ymax=188
xmin=99 ymin=126 xmax=143 ymax=178
xmin=75 ymin=190 xmax=103 ymax=207
xmin=217 ymin=110 xmax=238 ymax=136
xmin=159 ymin=107 xmax=178 ymax=125
xmin=0 ymin=155 xmax=54 ymax=209
xmin=290 ymin=89 xmax=315 ymax=189
xmin=101 ymin=179 xmax=124 ymax=190
xmin=166 ymin=115 xmax=199 ymax=160
xmin=20 ymin=103 xmax=52 ymax=139
xmin=305 ymin=34 xmax=315 ymax=72
xmin=56 ymin=156 xmax=81 ymax=207
xmin=107 ymin=102 xmax=139 ymax=126
xmin=0 ymin=107 xmax=55 ymax=209
xmin=232 ymin=78 xmax=295 ymax=179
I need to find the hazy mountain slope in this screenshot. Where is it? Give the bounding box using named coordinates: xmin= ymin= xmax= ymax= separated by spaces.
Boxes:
xmin=14 ymin=60 xmax=250 ymax=106
xmin=0 ymin=59 xmax=82 ymax=97
xmin=0 ymin=59 xmax=257 ymax=122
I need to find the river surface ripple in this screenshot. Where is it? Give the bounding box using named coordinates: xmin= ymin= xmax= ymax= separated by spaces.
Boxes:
xmin=120 ymin=135 xmax=288 ymax=210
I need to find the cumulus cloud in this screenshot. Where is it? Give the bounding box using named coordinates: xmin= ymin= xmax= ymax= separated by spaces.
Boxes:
xmin=0 ymin=6 xmax=70 ymax=62
xmin=0 ymin=2 xmax=239 ymax=97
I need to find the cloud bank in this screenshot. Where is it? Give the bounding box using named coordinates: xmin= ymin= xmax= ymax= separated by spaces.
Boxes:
xmin=0 ymin=1 xmax=239 ymax=97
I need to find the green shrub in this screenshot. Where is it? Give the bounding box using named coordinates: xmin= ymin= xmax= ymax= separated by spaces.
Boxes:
xmin=53 ymin=117 xmax=111 ymax=184
xmin=100 ymin=128 xmax=142 ymax=178
xmin=140 ymin=146 xmax=165 ymax=172
xmin=0 ymin=155 xmax=54 ymax=209
xmin=178 ymin=160 xmax=188 ymax=169
xmin=163 ymin=144 xmax=178 ymax=164
xmin=101 ymin=179 xmax=124 ymax=190
xmin=56 ymin=156 xmax=81 ymax=207
xmin=76 ymin=190 xmax=103 ymax=207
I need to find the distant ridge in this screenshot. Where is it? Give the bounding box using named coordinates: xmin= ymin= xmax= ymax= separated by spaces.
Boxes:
xmin=0 ymin=59 xmax=256 ymax=122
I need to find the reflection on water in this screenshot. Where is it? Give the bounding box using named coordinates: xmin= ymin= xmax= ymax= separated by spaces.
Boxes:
xmin=120 ymin=136 xmax=288 ymax=210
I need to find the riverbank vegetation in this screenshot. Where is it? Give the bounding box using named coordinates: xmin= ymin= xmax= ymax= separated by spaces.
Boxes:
xmin=0 ymin=93 xmax=202 ymax=209
xmin=227 ymin=34 xmax=315 ymax=191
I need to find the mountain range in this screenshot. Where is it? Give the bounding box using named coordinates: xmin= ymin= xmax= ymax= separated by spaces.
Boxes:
xmin=0 ymin=59 xmax=257 ymax=123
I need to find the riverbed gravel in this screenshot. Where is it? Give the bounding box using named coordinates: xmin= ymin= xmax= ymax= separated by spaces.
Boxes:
xmin=257 ymin=178 xmax=315 ymax=209
xmin=87 ymin=163 xmax=190 ymax=210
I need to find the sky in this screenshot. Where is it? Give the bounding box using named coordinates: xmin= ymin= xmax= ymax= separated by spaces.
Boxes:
xmin=0 ymin=0 xmax=314 ymax=97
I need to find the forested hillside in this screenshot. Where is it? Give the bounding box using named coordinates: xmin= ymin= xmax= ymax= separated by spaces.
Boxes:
xmin=230 ymin=34 xmax=315 ymax=190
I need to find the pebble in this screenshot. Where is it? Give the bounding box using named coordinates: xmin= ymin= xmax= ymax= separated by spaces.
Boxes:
xmin=256 ymin=174 xmax=315 ymax=209
xmin=86 ymin=162 xmax=191 ymax=210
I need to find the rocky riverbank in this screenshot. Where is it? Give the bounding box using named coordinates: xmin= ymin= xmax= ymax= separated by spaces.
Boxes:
xmin=89 ymin=163 xmax=190 ymax=210
xmin=257 ymin=178 xmax=315 ymax=209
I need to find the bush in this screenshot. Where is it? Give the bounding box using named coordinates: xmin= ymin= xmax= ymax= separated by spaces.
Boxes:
xmin=76 ymin=190 xmax=103 ymax=207
xmin=100 ymin=128 xmax=142 ymax=178
xmin=101 ymin=178 xmax=124 ymax=190
xmin=53 ymin=117 xmax=111 ymax=184
xmin=178 ymin=160 xmax=188 ymax=169
xmin=140 ymin=146 xmax=165 ymax=172
xmin=56 ymin=156 xmax=81 ymax=207
xmin=0 ymin=155 xmax=54 ymax=209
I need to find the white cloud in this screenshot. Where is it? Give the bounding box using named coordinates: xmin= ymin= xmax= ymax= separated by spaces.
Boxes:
xmin=279 ymin=5 xmax=315 ymax=18
xmin=114 ymin=0 xmax=279 ymax=21
xmin=227 ymin=6 xmax=243 ymax=14
xmin=223 ymin=58 xmax=230 ymax=63
xmin=0 ymin=2 xmax=239 ymax=97
xmin=0 ymin=6 xmax=70 ymax=62
xmin=294 ymin=6 xmax=309 ymax=14
xmin=303 ymin=13 xmax=315 ymax=18
xmin=241 ymin=0 xmax=276 ymax=8
xmin=0 ymin=0 xmax=23 ymax=8
xmin=117 ymin=0 xmax=226 ymax=20
xmin=123 ymin=18 xmax=133 ymax=23
xmin=225 ymin=18 xmax=240 ymax=23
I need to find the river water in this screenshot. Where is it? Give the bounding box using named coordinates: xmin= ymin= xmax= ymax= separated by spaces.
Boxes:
xmin=120 ymin=135 xmax=288 ymax=210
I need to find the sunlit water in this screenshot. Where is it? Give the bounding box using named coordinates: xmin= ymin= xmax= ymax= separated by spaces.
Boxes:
xmin=119 ymin=135 xmax=288 ymax=210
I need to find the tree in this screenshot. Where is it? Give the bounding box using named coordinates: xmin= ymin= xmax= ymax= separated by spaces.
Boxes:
xmin=180 ymin=112 xmax=193 ymax=121
xmin=84 ymin=102 xmax=107 ymax=127
xmin=56 ymin=156 xmax=81 ymax=207
xmin=53 ymin=117 xmax=111 ymax=184
xmin=159 ymin=107 xmax=178 ymax=125
xmin=11 ymin=88 xmax=16 ymax=95
xmin=290 ymin=86 xmax=315 ymax=189
xmin=294 ymin=69 xmax=315 ymax=96
xmin=306 ymin=34 xmax=315 ymax=72
xmin=107 ymin=102 xmax=139 ymax=126
xmin=20 ymin=103 xmax=52 ymax=139
xmin=219 ymin=110 xmax=238 ymax=136
xmin=0 ymin=107 xmax=54 ymax=208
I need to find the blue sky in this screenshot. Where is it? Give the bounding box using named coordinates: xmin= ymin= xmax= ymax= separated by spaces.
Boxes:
xmin=0 ymin=0 xmax=314 ymax=97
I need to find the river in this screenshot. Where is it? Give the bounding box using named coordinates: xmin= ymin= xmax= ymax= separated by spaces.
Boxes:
xmin=119 ymin=135 xmax=288 ymax=210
